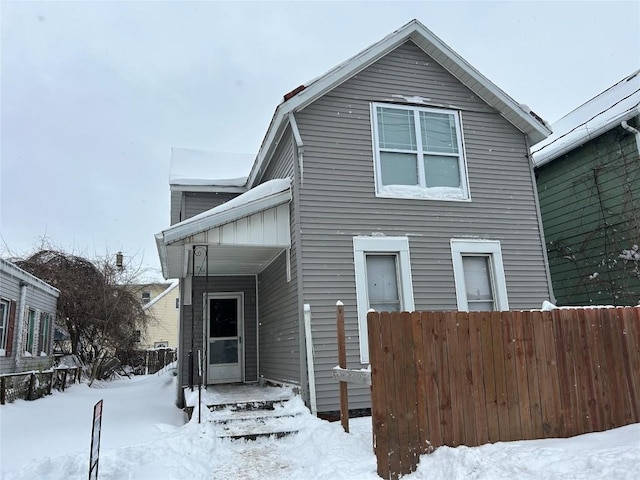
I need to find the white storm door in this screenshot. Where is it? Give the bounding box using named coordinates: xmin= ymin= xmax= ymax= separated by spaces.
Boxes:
xmin=206 ymin=294 xmax=243 ymax=384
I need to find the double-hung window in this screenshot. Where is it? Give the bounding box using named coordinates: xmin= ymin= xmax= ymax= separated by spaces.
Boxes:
xmin=451 ymin=239 xmax=509 ymax=311
xmin=353 ymin=236 xmax=415 ymax=363
xmin=371 ymin=102 xmax=469 ymax=200
xmin=0 ymin=299 xmax=9 ymax=353
xmin=26 ymin=308 xmax=36 ymax=354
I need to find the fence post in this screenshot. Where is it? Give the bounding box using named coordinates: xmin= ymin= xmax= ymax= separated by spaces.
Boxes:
xmin=336 ymin=301 xmax=349 ymax=433
xmin=1 ymin=376 xmax=5 ymax=405
xmin=28 ymin=373 xmax=36 ymax=400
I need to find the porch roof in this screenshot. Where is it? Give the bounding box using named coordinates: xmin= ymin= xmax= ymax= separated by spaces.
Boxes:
xmin=155 ymin=178 xmax=292 ymax=279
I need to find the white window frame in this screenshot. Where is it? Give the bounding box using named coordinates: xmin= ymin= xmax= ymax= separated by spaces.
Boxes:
xmin=450 ymin=239 xmax=509 ymax=311
xmin=370 ymin=102 xmax=470 ymax=201
xmin=354 ymin=236 xmax=415 ymax=364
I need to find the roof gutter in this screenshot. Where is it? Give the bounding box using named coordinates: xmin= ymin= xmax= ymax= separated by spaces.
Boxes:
xmin=621 ymin=116 xmax=640 ymax=153
xmin=533 ymin=106 xmax=640 ymax=168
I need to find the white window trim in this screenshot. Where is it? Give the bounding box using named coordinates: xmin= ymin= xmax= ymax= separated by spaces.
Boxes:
xmin=370 ymin=102 xmax=470 ymax=201
xmin=354 ymin=236 xmax=415 ymax=364
xmin=450 ymin=239 xmax=509 ymax=311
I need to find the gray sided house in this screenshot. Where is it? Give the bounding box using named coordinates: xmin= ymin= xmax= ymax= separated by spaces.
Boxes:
xmin=0 ymin=258 xmax=60 ymax=374
xmin=532 ymin=70 xmax=640 ymax=306
xmin=155 ymin=19 xmax=554 ymax=414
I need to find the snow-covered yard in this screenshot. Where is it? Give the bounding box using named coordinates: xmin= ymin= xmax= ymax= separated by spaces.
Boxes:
xmin=1 ymin=367 xmax=638 ymax=479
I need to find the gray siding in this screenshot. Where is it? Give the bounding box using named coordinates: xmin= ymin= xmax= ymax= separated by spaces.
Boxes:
xmin=0 ymin=265 xmax=58 ymax=374
xmin=255 ymin=128 xmax=303 ymax=387
xmin=294 ymin=41 xmax=551 ymax=412
xmin=170 ymin=190 xmax=182 ymax=225
xmin=179 ymin=276 xmax=257 ymax=387
xmin=183 ymin=191 xmax=240 ymax=220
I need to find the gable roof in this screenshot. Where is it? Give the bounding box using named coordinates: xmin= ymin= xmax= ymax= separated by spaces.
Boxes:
xmin=532 ymin=69 xmax=640 ymax=168
xmin=0 ymin=258 xmax=60 ymax=297
xmin=143 ymin=280 xmax=179 ymax=311
xmin=247 ymin=18 xmax=551 ymax=187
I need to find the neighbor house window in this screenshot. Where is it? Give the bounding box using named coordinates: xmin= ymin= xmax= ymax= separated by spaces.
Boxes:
xmin=371 ymin=102 xmax=469 ymax=200
xmin=141 ymin=291 xmax=151 ymax=304
xmin=450 ymin=239 xmax=509 ymax=311
xmin=354 ymin=236 xmax=415 ymax=363
xmin=26 ymin=308 xmax=36 ymax=354
xmin=0 ymin=299 xmax=9 ymax=352
xmin=38 ymin=312 xmax=51 ymax=355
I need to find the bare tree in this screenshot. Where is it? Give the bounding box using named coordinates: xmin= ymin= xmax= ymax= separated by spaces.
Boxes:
xmin=15 ymin=249 xmax=150 ymax=381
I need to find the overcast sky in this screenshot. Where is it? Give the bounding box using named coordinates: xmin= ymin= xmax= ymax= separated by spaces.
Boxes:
xmin=2 ymin=1 xmax=639 ymax=281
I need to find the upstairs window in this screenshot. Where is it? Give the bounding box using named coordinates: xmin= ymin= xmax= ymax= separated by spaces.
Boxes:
xmin=141 ymin=291 xmax=151 ymax=304
xmin=371 ymin=103 xmax=469 ymax=201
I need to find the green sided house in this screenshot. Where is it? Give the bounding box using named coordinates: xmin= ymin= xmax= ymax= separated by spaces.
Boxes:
xmin=155 ymin=19 xmax=554 ymax=414
xmin=532 ymin=70 xmax=640 ymax=306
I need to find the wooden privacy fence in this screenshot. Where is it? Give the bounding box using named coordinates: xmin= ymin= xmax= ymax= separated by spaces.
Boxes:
xmin=367 ymin=308 xmax=640 ymax=479
xmin=0 ymin=367 xmax=82 ymax=405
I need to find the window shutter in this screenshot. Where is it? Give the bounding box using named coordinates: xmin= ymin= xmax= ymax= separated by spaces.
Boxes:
xmin=6 ymin=300 xmax=16 ymax=356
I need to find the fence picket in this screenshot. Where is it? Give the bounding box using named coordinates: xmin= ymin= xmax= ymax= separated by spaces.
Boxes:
xmin=366 ymin=307 xmax=640 ymax=479
xmin=421 ymin=312 xmax=442 ymax=449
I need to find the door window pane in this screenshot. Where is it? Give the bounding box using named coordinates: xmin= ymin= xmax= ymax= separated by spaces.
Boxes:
xmin=380 ymin=152 xmax=418 ymax=185
xmin=209 ymin=339 xmax=238 ymax=364
xmin=366 ymin=255 xmax=401 ymax=312
xmin=377 ymin=107 xmax=416 ymax=150
xmin=209 ymin=299 xmax=237 ymax=338
xmin=462 ymin=255 xmax=495 ymax=311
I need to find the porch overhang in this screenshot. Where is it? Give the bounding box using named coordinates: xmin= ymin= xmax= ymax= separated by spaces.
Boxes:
xmin=156 ymin=178 xmax=292 ymax=279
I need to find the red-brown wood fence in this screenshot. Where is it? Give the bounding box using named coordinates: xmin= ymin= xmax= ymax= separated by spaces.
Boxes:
xmin=367 ymin=308 xmax=640 ymax=479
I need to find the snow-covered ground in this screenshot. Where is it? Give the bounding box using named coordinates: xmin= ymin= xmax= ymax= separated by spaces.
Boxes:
xmin=1 ymin=367 xmax=638 ymax=479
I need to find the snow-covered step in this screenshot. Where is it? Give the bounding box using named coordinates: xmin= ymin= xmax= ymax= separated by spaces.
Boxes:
xmin=212 ymin=405 xmax=308 ymax=440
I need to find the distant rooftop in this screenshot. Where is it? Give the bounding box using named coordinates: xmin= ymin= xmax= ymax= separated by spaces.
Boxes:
xmin=532 ymin=69 xmax=640 ymax=167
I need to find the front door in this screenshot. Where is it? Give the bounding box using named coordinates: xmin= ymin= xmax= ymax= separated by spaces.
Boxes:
xmin=206 ymin=294 xmax=243 ymax=384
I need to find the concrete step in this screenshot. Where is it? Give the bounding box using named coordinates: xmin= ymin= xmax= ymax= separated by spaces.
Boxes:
xmin=209 ymin=396 xmax=309 ymax=440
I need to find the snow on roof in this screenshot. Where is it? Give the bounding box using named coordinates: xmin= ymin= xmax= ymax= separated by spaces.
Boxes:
xmin=169 ymin=147 xmax=255 ymax=186
xmin=532 ymin=70 xmax=640 ymax=167
xmin=0 ymin=258 xmax=60 ymax=297
xmin=158 ymin=178 xmax=292 ymax=245
xmin=143 ymin=280 xmax=179 ymax=311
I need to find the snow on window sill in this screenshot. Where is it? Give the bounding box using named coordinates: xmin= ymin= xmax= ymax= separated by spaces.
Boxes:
xmin=376 ymin=184 xmax=470 ymax=201
xmin=40 ymin=352 xmax=48 ymax=357
xmin=0 ymin=349 xmax=5 ymax=357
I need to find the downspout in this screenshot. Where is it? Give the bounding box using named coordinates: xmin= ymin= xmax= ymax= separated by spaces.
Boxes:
xmin=14 ymin=281 xmax=28 ymax=369
xmin=526 ymin=136 xmax=557 ymax=305
xmin=621 ymin=116 xmax=640 ymax=154
xmin=289 ymin=111 xmax=315 ymax=412
xmin=289 ymin=113 xmax=304 ymax=186
xmin=303 ymin=304 xmax=317 ymax=415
